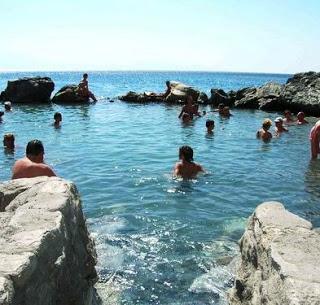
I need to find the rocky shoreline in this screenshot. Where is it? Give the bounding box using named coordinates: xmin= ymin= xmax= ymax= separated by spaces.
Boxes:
xmin=0 ymin=72 xmax=319 ymax=115
xmin=228 ymin=202 xmax=320 ymax=305
xmin=0 ymin=177 xmax=98 ymax=305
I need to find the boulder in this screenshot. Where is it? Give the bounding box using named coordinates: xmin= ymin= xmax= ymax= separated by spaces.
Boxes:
xmin=119 ymin=91 xmax=163 ymax=103
xmin=208 ymin=88 xmax=233 ymax=106
xmin=51 ymin=85 xmax=89 ymax=104
xmin=228 ymin=202 xmax=320 ymax=305
xmin=0 ymin=77 xmax=54 ymax=103
xmin=281 ymin=71 xmax=320 ymax=115
xmin=0 ymin=177 xmax=98 ymax=305
xmin=165 ymin=81 xmax=200 ymax=103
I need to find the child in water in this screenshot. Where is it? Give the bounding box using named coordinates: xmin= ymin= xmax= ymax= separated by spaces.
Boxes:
xmin=173 ymin=146 xmax=204 ymax=179
xmin=206 ymin=120 xmax=215 ymax=134
xmin=53 ymin=112 xmax=62 ymax=128
xmin=256 ymin=119 xmax=272 ymax=141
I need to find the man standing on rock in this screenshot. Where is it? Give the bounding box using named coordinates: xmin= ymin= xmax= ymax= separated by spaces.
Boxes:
xmin=12 ymin=140 xmax=56 ymax=179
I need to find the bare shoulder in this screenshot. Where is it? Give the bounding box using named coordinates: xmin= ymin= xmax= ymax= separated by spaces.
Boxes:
xmin=195 ymin=163 xmax=204 ymax=172
xmin=30 ymin=163 xmax=56 ymax=176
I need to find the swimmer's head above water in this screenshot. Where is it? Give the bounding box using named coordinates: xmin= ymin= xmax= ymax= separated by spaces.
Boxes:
xmin=262 ymin=119 xmax=272 ymax=130
xmin=179 ymin=145 xmax=194 ymax=163
xmin=26 ymin=139 xmax=45 ymax=162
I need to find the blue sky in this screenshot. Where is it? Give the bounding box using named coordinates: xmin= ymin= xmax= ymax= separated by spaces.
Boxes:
xmin=1 ymin=0 xmax=319 ymax=73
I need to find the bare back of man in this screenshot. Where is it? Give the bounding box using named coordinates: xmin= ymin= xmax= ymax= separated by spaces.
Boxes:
xmin=12 ymin=157 xmax=56 ymax=179
xmin=174 ymin=161 xmax=203 ymax=179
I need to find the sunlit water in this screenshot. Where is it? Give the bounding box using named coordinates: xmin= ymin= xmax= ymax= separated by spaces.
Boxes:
xmin=1 ymin=72 xmax=320 ymax=305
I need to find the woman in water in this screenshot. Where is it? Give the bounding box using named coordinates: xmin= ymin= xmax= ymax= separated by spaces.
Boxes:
xmin=256 ymin=119 xmax=272 ymax=141
xmin=283 ymin=110 xmax=294 ymax=125
xmin=173 ymin=146 xmax=204 ymax=179
xmin=310 ymin=120 xmax=320 ymax=159
xmin=178 ymin=95 xmax=195 ymax=120
xmin=274 ymin=117 xmax=288 ymax=136
xmin=296 ymin=112 xmax=308 ymax=125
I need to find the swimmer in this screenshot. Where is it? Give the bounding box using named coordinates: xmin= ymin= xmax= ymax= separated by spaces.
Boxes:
xmin=256 ymin=119 xmax=272 ymax=141
xmin=77 ymin=73 xmax=97 ymax=102
xmin=296 ymin=112 xmax=308 ymax=125
xmin=206 ymin=120 xmax=215 ymax=134
xmin=0 ymin=111 xmax=4 ymax=122
xmin=212 ymin=103 xmax=225 ymax=114
xmin=182 ymin=112 xmax=192 ymax=123
xmin=53 ymin=112 xmax=62 ymax=128
xmin=12 ymin=139 xmax=56 ymax=179
xmin=283 ymin=110 xmax=294 ymax=125
xmin=4 ymin=101 xmax=12 ymax=111
xmin=310 ymin=120 xmax=320 ymax=159
xmin=173 ymin=146 xmax=204 ymax=179
xmin=3 ymin=133 xmax=15 ymax=150
xmin=221 ymin=106 xmax=232 ymax=117
xmin=178 ymin=95 xmax=194 ymax=119
xmin=274 ymin=117 xmax=288 ymax=136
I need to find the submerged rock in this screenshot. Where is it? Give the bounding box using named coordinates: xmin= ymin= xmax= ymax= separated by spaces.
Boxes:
xmin=52 ymin=84 xmax=89 ymax=104
xmin=228 ymin=202 xmax=320 ymax=305
xmin=0 ymin=177 xmax=98 ymax=305
xmin=0 ymin=77 xmax=54 ymax=103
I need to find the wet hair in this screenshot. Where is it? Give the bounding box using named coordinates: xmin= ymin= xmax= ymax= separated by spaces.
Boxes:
xmin=54 ymin=112 xmax=62 ymax=120
xmin=26 ymin=139 xmax=44 ymax=156
xmin=262 ymin=119 xmax=272 ymax=129
xmin=182 ymin=112 xmax=191 ymax=121
xmin=206 ymin=120 xmax=215 ymax=128
xmin=83 ymin=73 xmax=88 ymax=78
xmin=3 ymin=133 xmax=15 ymax=147
xmin=179 ymin=145 xmax=194 ymax=162
xmin=0 ymin=111 xmax=4 ymax=117
xmin=218 ymin=103 xmax=225 ymax=109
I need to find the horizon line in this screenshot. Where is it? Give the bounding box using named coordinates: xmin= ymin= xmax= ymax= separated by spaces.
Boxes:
xmin=0 ymin=69 xmax=297 ymax=75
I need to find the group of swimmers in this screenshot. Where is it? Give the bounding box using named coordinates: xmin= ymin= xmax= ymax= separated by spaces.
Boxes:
xmin=2 ymin=75 xmax=320 ymax=180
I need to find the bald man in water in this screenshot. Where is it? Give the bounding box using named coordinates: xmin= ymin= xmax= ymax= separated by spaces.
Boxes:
xmin=12 ymin=139 xmax=56 ymax=179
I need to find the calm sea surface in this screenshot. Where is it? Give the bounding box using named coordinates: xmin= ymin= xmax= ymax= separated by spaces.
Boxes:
xmin=1 ymin=71 xmax=320 ymax=305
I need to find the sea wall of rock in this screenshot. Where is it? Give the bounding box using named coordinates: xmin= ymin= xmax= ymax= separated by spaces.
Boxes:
xmin=228 ymin=202 xmax=320 ymax=305
xmin=0 ymin=177 xmax=98 ymax=305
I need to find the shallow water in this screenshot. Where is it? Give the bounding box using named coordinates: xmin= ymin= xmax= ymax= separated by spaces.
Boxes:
xmin=1 ymin=72 xmax=320 ymax=305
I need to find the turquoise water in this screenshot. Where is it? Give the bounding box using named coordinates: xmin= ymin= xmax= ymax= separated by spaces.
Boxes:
xmin=1 ymin=72 xmax=320 ymax=305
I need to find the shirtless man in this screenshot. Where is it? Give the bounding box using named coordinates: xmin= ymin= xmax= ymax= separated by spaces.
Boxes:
xmin=12 ymin=140 xmax=56 ymax=179
xmin=256 ymin=119 xmax=272 ymax=141
xmin=173 ymin=146 xmax=204 ymax=179
xmin=178 ymin=95 xmax=195 ymax=119
xmin=77 ymin=73 xmax=97 ymax=102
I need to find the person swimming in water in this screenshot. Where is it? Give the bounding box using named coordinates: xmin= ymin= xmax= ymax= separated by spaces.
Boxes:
xmin=274 ymin=117 xmax=288 ymax=136
xmin=53 ymin=112 xmax=62 ymax=128
xmin=3 ymin=133 xmax=15 ymax=151
xmin=296 ymin=111 xmax=308 ymax=125
xmin=310 ymin=120 xmax=320 ymax=159
xmin=206 ymin=119 xmax=215 ymax=134
xmin=77 ymin=73 xmax=97 ymax=102
xmin=178 ymin=95 xmax=195 ymax=120
xmin=283 ymin=110 xmax=294 ymax=125
xmin=12 ymin=139 xmax=56 ymax=179
xmin=256 ymin=119 xmax=272 ymax=141
xmin=173 ymin=146 xmax=204 ymax=179
xmin=4 ymin=101 xmax=12 ymax=112
xmin=220 ymin=106 xmax=232 ymax=117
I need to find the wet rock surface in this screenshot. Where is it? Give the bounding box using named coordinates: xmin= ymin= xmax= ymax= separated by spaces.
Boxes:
xmin=52 ymin=84 xmax=89 ymax=104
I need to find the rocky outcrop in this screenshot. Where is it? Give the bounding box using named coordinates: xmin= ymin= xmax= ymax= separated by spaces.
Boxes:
xmin=0 ymin=77 xmax=54 ymax=103
xmin=208 ymin=88 xmax=234 ymax=106
xmin=0 ymin=177 xmax=98 ymax=305
xmin=228 ymin=202 xmax=320 ymax=305
xmin=119 ymin=81 xmax=207 ymax=104
xmin=52 ymin=85 xmax=89 ymax=104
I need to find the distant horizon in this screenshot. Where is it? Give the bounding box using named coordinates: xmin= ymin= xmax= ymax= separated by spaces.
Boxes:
xmin=0 ymin=69 xmax=296 ymax=76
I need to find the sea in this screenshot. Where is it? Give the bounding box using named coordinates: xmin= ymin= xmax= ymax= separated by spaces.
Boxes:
xmin=1 ymin=71 xmax=320 ymax=305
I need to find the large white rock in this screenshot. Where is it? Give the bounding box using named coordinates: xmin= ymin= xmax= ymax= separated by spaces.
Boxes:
xmin=228 ymin=202 xmax=320 ymax=305
xmin=0 ymin=177 xmax=97 ymax=305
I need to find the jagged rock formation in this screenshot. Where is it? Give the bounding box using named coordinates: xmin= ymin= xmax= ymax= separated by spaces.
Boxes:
xmin=119 ymin=81 xmax=207 ymax=104
xmin=0 ymin=177 xmax=98 ymax=305
xmin=0 ymin=77 xmax=54 ymax=103
xmin=52 ymin=85 xmax=89 ymax=104
xmin=228 ymin=202 xmax=320 ymax=305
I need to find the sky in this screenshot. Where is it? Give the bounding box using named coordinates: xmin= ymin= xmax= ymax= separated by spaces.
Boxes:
xmin=1 ymin=0 xmax=320 ymax=73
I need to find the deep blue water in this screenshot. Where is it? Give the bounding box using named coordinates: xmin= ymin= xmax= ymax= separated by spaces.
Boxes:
xmin=1 ymin=71 xmax=320 ymax=305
